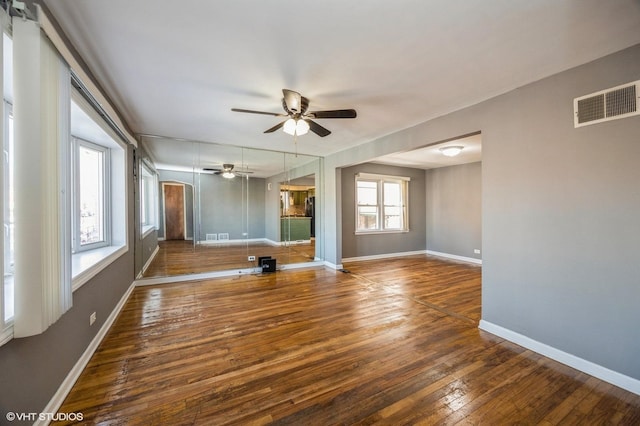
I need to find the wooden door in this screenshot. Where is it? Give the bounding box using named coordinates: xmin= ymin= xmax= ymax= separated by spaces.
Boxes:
xmin=163 ymin=183 xmax=185 ymax=240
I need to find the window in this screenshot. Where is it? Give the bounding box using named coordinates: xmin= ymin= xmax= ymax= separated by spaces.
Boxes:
xmin=70 ymin=93 xmax=127 ymax=290
xmin=1 ymin=30 xmax=13 ymax=344
xmin=356 ymin=173 xmax=409 ymax=233
xmin=2 ymin=102 xmax=14 ymax=331
xmin=72 ymin=138 xmax=110 ymax=252
xmin=140 ymin=161 xmax=157 ymax=235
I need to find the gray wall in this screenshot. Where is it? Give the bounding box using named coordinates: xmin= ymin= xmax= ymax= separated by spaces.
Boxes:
xmin=323 ymin=44 xmax=640 ymax=380
xmin=481 ymin=46 xmax=640 ymax=379
xmin=341 ymin=163 xmax=426 ymax=259
xmin=197 ymin=173 xmax=266 ymax=241
xmin=426 ymin=162 xmax=482 ymax=260
xmin=157 ymin=170 xmax=266 ymax=242
xmin=0 ymin=146 xmax=136 ymax=423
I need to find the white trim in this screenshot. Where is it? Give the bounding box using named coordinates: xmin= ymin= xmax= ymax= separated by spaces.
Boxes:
xmin=278 ymin=261 xmax=323 ymax=270
xmin=138 ymin=245 xmax=159 ymax=279
xmin=342 ymin=249 xmax=427 ymax=263
xmin=141 ymin=225 xmax=155 ymax=238
xmin=37 ymin=5 xmax=137 ymax=147
xmin=197 ymin=237 xmax=267 ymax=245
xmin=135 ymin=262 xmax=325 ymax=286
xmin=324 ymin=261 xmax=344 ymax=270
xmin=136 ymin=268 xmax=257 ymax=286
xmin=356 ymin=172 xmax=411 ymax=181
xmin=0 ymin=324 xmax=12 ymax=347
xmin=425 ymin=250 xmax=482 ymax=265
xmin=37 ymin=281 xmax=137 ymax=426
xmin=354 ymin=229 xmax=410 ymax=236
xmin=72 ymin=245 xmax=127 ymax=291
xmin=479 ymin=320 xmax=640 ymax=396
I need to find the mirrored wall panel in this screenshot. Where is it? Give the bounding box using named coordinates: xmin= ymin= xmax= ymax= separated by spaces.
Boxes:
xmin=137 ymin=137 xmax=322 ymax=279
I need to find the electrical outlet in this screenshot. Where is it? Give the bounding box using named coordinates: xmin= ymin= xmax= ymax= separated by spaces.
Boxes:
xmin=474 ymin=249 xmax=481 ymax=254
xmin=248 ymin=255 xmax=256 ymax=261
xmin=89 ymin=312 xmax=97 ymax=326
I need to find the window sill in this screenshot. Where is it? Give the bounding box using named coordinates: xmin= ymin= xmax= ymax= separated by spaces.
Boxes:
xmin=141 ymin=225 xmax=156 ymax=238
xmin=355 ymin=229 xmax=410 ymax=235
xmin=0 ymin=324 xmax=13 ymax=347
xmin=72 ymin=244 xmax=127 ymax=292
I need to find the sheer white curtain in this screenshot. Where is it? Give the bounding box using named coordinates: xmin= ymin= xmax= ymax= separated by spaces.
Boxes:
xmin=13 ymin=18 xmax=72 ymax=337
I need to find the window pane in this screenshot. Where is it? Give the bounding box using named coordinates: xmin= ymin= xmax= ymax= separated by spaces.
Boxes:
xmin=383 ymin=182 xmax=401 ymax=205
xmin=140 ymin=178 xmax=147 ymax=225
xmin=4 ymin=111 xmax=14 ymax=321
xmin=384 ymin=206 xmax=402 ymax=229
xmin=79 ymin=145 xmax=105 ymax=245
xmin=357 ymin=181 xmax=377 ymax=205
xmin=358 ymin=206 xmax=378 ymax=230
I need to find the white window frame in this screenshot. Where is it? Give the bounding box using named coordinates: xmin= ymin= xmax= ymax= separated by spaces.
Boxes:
xmin=1 ymin=100 xmax=13 ymax=345
xmin=355 ymin=173 xmax=409 ymax=234
xmin=70 ymin=91 xmax=128 ymax=291
xmin=72 ymin=137 xmax=111 ymax=253
xmin=140 ymin=160 xmax=157 ymax=237
xmin=1 ymin=27 xmax=13 ymax=345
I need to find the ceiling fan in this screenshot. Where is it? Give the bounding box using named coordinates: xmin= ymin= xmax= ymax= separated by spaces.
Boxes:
xmin=231 ymin=89 xmax=357 ymax=137
xmin=202 ymin=163 xmax=252 ymax=179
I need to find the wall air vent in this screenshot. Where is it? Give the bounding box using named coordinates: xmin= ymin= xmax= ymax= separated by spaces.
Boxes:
xmin=574 ymin=81 xmax=639 ymax=128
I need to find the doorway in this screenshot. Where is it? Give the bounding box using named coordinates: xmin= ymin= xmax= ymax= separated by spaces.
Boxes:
xmin=163 ymin=183 xmax=185 ymax=240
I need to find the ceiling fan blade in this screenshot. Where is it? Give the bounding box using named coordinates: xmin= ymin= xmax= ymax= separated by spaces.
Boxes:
xmin=264 ymin=120 xmax=286 ymax=133
xmin=282 ymin=89 xmax=303 ymax=114
xmin=308 ymin=109 xmax=357 ymax=119
xmin=306 ymin=119 xmax=331 ymax=137
xmin=231 ymin=108 xmax=286 ymax=117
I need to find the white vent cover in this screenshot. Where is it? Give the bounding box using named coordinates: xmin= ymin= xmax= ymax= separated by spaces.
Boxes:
xmin=218 ymin=233 xmax=229 ymax=240
xmin=205 ymin=233 xmax=217 ymax=241
xmin=574 ymin=80 xmax=639 ymax=128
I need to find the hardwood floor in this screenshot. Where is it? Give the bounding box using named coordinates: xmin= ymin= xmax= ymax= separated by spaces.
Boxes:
xmin=55 ymin=256 xmax=640 ymax=424
xmin=143 ymin=240 xmax=316 ymax=277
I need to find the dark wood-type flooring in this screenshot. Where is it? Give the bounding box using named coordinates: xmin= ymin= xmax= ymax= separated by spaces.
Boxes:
xmin=143 ymin=240 xmax=316 ymax=278
xmin=56 ymin=255 xmax=640 ymax=424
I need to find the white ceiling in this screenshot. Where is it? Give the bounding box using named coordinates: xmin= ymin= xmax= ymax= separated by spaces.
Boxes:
xmin=372 ymin=133 xmax=482 ymax=169
xmin=44 ymin=0 xmax=640 ymax=171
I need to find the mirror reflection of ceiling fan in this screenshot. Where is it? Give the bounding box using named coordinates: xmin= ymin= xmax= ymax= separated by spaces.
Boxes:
xmin=232 ymin=89 xmax=357 ymax=137
xmin=202 ymin=163 xmax=253 ymax=179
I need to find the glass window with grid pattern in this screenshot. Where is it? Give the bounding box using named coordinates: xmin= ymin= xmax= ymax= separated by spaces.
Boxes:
xmin=356 ymin=175 xmax=408 ymax=232
xmin=73 ymin=138 xmax=110 ymax=252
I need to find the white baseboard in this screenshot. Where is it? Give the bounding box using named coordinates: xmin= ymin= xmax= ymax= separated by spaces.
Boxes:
xmin=323 ymin=260 xmax=343 ymax=270
xmin=278 ymin=261 xmax=324 ymax=271
xmin=135 ymin=268 xmax=255 ymax=286
xmin=198 ymin=237 xmax=267 ymax=245
xmin=137 ymin=245 xmax=159 ymax=279
xmin=426 ymin=250 xmax=482 ymax=265
xmin=37 ymin=281 xmax=137 ymax=426
xmin=341 ymin=250 xmax=427 ymax=263
xmin=479 ymin=320 xmax=640 ymax=396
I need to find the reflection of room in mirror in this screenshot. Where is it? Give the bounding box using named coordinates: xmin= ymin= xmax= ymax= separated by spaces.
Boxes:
xmin=138 ymin=139 xmax=323 ymax=279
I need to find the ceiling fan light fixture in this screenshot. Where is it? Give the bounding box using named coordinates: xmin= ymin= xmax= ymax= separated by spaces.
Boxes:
xmin=221 ymin=171 xmax=235 ymax=179
xmin=283 ymin=118 xmax=297 ymax=135
xmin=296 ymin=119 xmax=309 ymax=136
xmin=283 ymin=118 xmax=309 ymax=136
xmin=440 ymin=146 xmax=464 ymax=157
